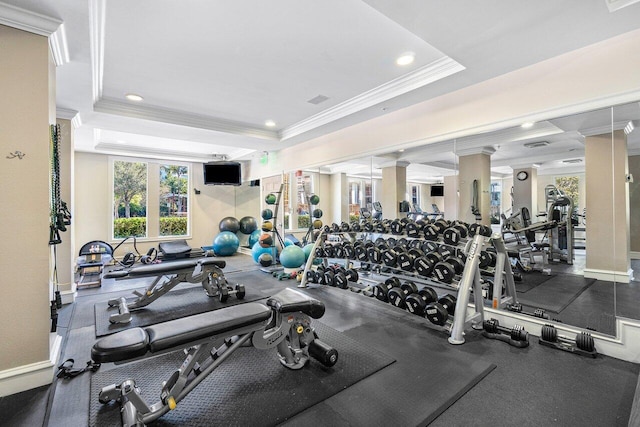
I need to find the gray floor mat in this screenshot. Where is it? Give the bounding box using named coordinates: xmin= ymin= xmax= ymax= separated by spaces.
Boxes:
xmin=89 ymin=322 xmax=395 ymax=426
xmin=517 ymin=273 xmax=596 ymax=313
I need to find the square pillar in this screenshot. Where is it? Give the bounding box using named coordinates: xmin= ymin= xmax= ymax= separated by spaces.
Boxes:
xmin=381 ymin=162 xmax=408 ymax=219
xmin=457 ymin=148 xmax=494 ymax=225
xmin=584 ymin=130 xmax=631 ymax=282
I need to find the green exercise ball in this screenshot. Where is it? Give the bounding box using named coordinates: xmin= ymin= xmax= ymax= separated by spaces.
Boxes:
xmin=309 ymin=194 xmax=320 ymax=205
xmin=265 ymin=193 xmax=277 ymax=205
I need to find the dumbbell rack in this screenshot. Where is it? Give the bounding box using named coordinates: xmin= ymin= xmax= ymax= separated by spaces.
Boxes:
xmin=302 ymin=227 xmax=494 ymax=344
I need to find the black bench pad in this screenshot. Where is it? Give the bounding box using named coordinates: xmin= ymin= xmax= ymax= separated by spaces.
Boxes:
xmin=103 ymin=258 xmax=226 ymax=279
xmin=267 ymin=288 xmax=325 ymax=319
xmin=147 ymin=303 xmax=271 ymax=353
xmin=92 ymin=303 xmax=271 ymax=363
xmin=92 ymin=328 xmax=149 ymax=363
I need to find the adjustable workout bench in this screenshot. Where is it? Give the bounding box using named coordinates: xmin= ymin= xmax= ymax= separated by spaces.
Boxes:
xmin=93 ymin=288 xmax=338 ymax=426
xmin=104 ymin=258 xmax=244 ymax=324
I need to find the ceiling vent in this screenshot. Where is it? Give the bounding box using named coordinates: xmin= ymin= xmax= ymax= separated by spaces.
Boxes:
xmin=307 ymin=95 xmax=329 ymax=105
xmin=523 ymin=141 xmax=550 ymax=148
xmin=562 ymin=159 xmax=583 ymax=164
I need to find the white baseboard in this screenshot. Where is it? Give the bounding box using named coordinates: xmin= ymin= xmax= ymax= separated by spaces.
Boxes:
xmin=584 ymin=267 xmax=632 ymax=283
xmin=481 ymin=307 xmax=640 ymax=363
xmin=0 ymin=334 xmax=62 ymax=397
xmin=60 ymin=288 xmax=77 ymax=305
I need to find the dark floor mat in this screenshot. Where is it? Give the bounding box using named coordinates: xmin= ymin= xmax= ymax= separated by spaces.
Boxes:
xmin=515 ymin=271 xmax=554 ymax=293
xmin=94 ymin=282 xmax=270 ymax=337
xmin=89 ymin=322 xmax=395 ymax=426
xmin=516 ymin=273 xmax=596 ymax=313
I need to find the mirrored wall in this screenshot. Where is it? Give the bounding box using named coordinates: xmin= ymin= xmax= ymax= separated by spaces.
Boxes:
xmin=298 ymin=100 xmax=640 ymax=336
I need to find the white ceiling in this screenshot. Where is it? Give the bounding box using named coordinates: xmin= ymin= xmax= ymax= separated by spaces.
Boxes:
xmin=3 ymin=0 xmax=640 ymax=172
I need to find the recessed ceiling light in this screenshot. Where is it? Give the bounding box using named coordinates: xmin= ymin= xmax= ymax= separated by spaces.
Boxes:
xmin=125 ymin=93 xmax=144 ymax=102
xmin=115 ymin=140 xmax=126 ymax=144
xmin=265 ymin=120 xmax=276 ymax=127
xmin=396 ymin=52 xmax=415 ymax=66
xmin=521 ymin=122 xmax=534 ymax=129
xmin=398 ymin=149 xmax=405 ymax=152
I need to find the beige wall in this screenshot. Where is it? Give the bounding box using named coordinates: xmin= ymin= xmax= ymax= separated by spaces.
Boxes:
xmin=0 ymin=25 xmax=52 ymax=372
xmin=443 ymin=175 xmax=458 ymax=220
xmin=74 ymin=152 xmax=259 ymax=257
xmin=458 ymin=153 xmax=491 ymax=225
xmin=329 ymin=173 xmax=348 ymax=225
xmin=381 ymin=164 xmax=407 ymax=219
xmin=512 ymin=167 xmax=538 ymax=219
xmin=585 ymin=131 xmax=630 ymax=277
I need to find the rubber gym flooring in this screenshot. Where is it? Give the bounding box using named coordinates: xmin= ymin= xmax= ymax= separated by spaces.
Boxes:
xmin=0 ymin=252 xmax=639 ymax=426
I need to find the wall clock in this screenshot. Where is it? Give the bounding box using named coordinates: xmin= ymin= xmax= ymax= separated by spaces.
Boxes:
xmin=517 ymin=171 xmax=529 ymax=181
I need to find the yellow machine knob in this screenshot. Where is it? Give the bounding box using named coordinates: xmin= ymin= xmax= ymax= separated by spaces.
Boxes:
xmin=296 ymin=325 xmax=304 ymax=334
xmin=168 ymin=396 xmax=177 ymax=410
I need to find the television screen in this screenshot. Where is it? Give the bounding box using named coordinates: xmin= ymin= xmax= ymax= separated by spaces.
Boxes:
xmin=203 ymin=161 xmax=242 ymax=186
xmin=430 ymin=185 xmax=444 ymax=197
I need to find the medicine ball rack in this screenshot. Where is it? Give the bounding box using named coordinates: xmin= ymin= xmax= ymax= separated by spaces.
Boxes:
xmin=260 ymin=184 xmax=285 ymax=274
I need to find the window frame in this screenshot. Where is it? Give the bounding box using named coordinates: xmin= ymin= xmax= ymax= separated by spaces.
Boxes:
xmin=109 ymin=156 xmax=192 ymax=243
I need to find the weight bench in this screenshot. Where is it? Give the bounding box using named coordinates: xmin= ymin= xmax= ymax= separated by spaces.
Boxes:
xmin=93 ymin=288 xmax=338 ymax=427
xmin=104 ymin=258 xmax=244 ymax=324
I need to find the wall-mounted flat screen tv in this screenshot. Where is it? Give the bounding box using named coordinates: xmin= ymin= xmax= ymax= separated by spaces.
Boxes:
xmin=430 ymin=185 xmax=444 ymax=197
xmin=203 ymin=161 xmax=242 ymax=186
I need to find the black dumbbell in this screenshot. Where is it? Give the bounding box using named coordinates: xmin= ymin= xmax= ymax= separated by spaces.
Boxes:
xmin=483 ymin=318 xmax=528 ymax=341
xmin=388 ymin=280 xmax=419 ymax=309
xmin=405 ymin=287 xmax=438 ymax=316
xmin=390 ymin=220 xmax=404 ymax=235
xmin=406 ymin=221 xmax=421 ymax=238
xmin=414 ymin=255 xmax=435 ymax=278
xmin=442 ymin=225 xmax=469 ymax=246
xmin=382 ymin=247 xmax=399 ymax=268
xmin=421 ymin=240 xmax=439 ymax=254
xmin=425 ymin=295 xmax=457 ymax=326
xmin=372 ymin=277 xmax=401 ymax=302
xmin=343 ymin=243 xmax=355 ymax=259
xmin=433 ymin=256 xmax=465 ymax=283
xmin=367 ymin=245 xmax=382 ymax=264
xmin=351 ymin=222 xmax=362 ymax=232
xmin=334 ymin=243 xmax=345 ymax=258
xmin=540 ymin=324 xmax=596 ymax=354
xmin=397 ymin=248 xmax=424 ymax=272
xmin=340 ymin=222 xmax=351 ymax=232
xmin=423 ymin=224 xmax=440 ymax=241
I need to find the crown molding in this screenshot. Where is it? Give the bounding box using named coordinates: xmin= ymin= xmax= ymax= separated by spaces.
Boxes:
xmin=605 ymin=0 xmax=640 ymax=12
xmin=94 ymin=98 xmax=279 ymax=141
xmin=95 ymin=141 xmax=250 ymax=163
xmin=56 ymin=108 xmax=81 ymax=128
xmin=455 ymin=146 xmax=496 ymax=157
xmin=581 ymin=120 xmax=629 ymax=136
xmin=280 ymin=56 xmax=465 ymax=141
xmin=89 ymin=0 xmax=106 ymax=102
xmin=49 ymin=23 xmax=69 ymax=66
xmin=0 ymin=2 xmax=61 ymax=36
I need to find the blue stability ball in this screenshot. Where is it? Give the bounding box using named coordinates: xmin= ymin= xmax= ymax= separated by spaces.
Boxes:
xmin=213 ymin=231 xmax=240 ymax=256
xmin=280 ymin=245 xmax=305 ymax=269
xmin=302 ymin=243 xmax=314 ymax=261
xmin=248 ymin=229 xmax=261 ymax=247
xmin=219 ymin=216 xmax=240 ymax=233
xmin=239 ymin=216 xmax=258 ymax=235
xmin=284 ymin=238 xmax=294 ymax=247
xmin=252 ymin=242 xmax=278 ymax=264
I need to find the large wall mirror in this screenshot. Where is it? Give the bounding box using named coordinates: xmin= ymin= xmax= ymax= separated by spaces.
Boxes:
xmin=305 ymin=100 xmax=640 ymax=337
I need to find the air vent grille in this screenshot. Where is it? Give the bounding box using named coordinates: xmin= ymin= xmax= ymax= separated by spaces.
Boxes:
xmin=562 ymin=159 xmax=583 ymax=164
xmin=523 ymin=141 xmax=550 ymax=148
xmin=307 ymin=95 xmax=329 ymax=105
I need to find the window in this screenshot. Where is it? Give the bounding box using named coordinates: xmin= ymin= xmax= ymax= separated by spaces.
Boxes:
xmin=113 ymin=160 xmax=148 ymax=239
xmin=112 ymin=158 xmax=191 ymax=240
xmin=555 ymin=175 xmax=580 ymax=209
xmin=159 ymin=164 xmax=189 ymax=236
